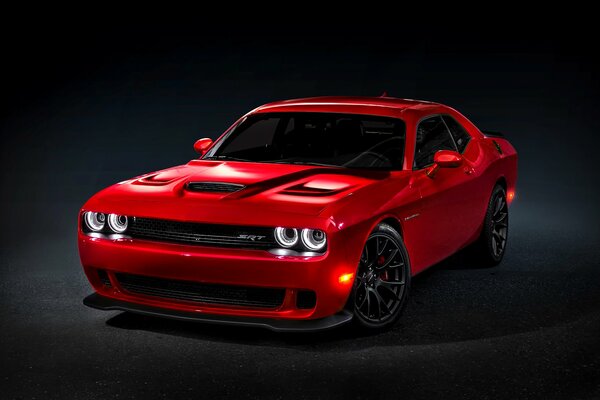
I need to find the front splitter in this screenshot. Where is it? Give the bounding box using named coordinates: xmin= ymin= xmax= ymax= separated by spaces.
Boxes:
xmin=83 ymin=293 xmax=353 ymax=332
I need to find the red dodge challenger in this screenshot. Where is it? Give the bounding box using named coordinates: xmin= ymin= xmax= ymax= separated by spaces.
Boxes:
xmin=80 ymin=96 xmax=517 ymax=331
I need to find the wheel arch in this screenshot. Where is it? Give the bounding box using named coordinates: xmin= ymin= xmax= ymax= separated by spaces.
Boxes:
xmin=345 ymin=214 xmax=407 ymax=282
xmin=379 ymin=216 xmax=404 ymax=238
xmin=371 ymin=215 xmax=412 ymax=274
xmin=495 ymin=176 xmax=507 ymax=191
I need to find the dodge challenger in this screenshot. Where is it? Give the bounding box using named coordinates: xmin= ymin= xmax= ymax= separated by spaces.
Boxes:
xmin=80 ymin=96 xmax=517 ymax=331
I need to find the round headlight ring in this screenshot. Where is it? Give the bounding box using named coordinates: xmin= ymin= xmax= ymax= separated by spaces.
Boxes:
xmin=107 ymin=214 xmax=128 ymax=233
xmin=301 ymin=228 xmax=327 ymax=251
xmin=274 ymin=227 xmax=298 ymax=248
xmin=84 ymin=211 xmax=105 ymax=232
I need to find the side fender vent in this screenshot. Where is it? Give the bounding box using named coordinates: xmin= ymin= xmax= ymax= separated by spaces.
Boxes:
xmin=186 ymin=182 xmax=245 ymax=193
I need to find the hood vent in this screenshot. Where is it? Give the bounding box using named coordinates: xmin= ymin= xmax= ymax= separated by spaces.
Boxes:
xmin=186 ymin=181 xmax=246 ymax=193
xmin=280 ymin=182 xmax=351 ymax=196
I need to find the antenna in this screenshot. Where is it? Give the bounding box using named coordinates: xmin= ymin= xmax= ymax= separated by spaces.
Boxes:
xmin=379 ymin=91 xmax=388 ymax=97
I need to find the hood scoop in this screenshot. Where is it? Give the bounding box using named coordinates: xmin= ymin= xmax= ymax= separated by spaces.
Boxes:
xmin=186 ymin=182 xmax=246 ymax=193
xmin=280 ymin=180 xmax=353 ymax=197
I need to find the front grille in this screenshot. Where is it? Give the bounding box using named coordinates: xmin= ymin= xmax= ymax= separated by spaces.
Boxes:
xmin=115 ymin=273 xmax=285 ymax=309
xmin=186 ymin=181 xmax=245 ymax=193
xmin=127 ymin=217 xmax=275 ymax=249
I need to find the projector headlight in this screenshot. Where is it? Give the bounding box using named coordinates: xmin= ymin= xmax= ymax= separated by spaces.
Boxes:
xmin=83 ymin=211 xmax=105 ymax=232
xmin=274 ymin=227 xmax=298 ymax=248
xmin=107 ymin=214 xmax=128 ymax=233
xmin=301 ymin=228 xmax=327 ymax=251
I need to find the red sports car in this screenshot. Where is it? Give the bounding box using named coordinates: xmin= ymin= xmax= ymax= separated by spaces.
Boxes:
xmin=80 ymin=96 xmax=517 ymax=331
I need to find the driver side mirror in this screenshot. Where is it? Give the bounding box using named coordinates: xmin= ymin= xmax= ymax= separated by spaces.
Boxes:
xmin=426 ymin=150 xmax=463 ymax=178
xmin=193 ymin=138 xmax=213 ymax=156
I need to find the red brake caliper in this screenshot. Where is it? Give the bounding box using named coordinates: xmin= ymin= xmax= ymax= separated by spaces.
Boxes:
xmin=377 ymin=255 xmax=388 ymax=280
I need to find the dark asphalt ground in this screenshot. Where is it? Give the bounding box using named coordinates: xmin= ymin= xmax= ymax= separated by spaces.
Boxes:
xmin=1 ymin=200 xmax=599 ymax=400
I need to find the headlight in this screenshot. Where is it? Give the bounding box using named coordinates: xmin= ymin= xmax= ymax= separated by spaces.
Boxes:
xmin=107 ymin=214 xmax=128 ymax=233
xmin=84 ymin=211 xmax=105 ymax=232
xmin=274 ymin=227 xmax=298 ymax=248
xmin=301 ymin=228 xmax=327 ymax=251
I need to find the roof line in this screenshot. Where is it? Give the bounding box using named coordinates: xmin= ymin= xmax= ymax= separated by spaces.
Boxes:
xmin=257 ymin=102 xmax=406 ymax=110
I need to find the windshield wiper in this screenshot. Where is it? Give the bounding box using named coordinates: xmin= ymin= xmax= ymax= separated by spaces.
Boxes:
xmin=204 ymin=155 xmax=252 ymax=162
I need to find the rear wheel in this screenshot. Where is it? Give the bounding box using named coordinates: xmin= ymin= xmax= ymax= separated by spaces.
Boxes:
xmin=352 ymin=223 xmax=411 ymax=330
xmin=473 ymin=185 xmax=509 ymax=266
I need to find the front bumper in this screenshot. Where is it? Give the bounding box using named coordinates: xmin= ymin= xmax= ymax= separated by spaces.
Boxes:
xmin=84 ymin=293 xmax=353 ymax=332
xmin=79 ymin=225 xmax=361 ymax=322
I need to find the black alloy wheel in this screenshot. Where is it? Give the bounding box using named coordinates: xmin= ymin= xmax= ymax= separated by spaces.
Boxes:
xmin=475 ymin=185 xmax=509 ymax=266
xmin=352 ymin=223 xmax=411 ymax=329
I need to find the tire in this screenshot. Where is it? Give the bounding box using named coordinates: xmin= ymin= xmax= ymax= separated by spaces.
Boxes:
xmin=351 ymin=223 xmax=411 ymax=330
xmin=473 ymin=185 xmax=509 ymax=266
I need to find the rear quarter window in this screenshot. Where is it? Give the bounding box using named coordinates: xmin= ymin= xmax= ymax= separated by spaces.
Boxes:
xmin=442 ymin=115 xmax=471 ymax=153
xmin=414 ymin=115 xmax=457 ymax=169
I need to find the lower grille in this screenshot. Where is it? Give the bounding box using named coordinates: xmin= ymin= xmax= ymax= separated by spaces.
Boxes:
xmin=127 ymin=217 xmax=276 ymax=250
xmin=296 ymin=290 xmax=317 ymax=309
xmin=98 ymin=269 xmax=112 ymax=287
xmin=115 ymin=273 xmax=285 ymax=309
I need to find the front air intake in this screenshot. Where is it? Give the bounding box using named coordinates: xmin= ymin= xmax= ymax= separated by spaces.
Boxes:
xmin=186 ymin=182 xmax=245 ymax=193
xmin=115 ymin=273 xmax=285 ymax=309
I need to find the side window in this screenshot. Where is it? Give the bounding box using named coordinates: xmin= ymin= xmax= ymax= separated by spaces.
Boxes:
xmin=442 ymin=115 xmax=471 ymax=153
xmin=414 ymin=116 xmax=457 ymax=169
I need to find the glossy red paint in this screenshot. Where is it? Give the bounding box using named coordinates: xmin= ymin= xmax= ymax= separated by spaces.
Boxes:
xmin=193 ymin=138 xmax=213 ymax=155
xmin=79 ymin=96 xmax=518 ymax=326
xmin=434 ymin=150 xmax=463 ymax=167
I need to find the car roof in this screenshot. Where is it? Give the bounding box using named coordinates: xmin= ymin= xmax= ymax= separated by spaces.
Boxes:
xmin=254 ymin=96 xmax=440 ymax=112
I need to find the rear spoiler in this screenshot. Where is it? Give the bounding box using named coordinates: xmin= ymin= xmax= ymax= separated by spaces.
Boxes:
xmin=482 ymin=130 xmax=504 ymax=138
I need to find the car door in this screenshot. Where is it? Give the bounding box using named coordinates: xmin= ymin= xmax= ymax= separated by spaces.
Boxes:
xmin=410 ymin=115 xmax=480 ymax=270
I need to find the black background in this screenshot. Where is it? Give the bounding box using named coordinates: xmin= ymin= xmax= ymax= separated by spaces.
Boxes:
xmin=1 ymin=15 xmax=599 ymax=399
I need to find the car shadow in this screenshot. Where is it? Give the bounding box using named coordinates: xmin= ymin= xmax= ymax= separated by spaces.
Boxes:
xmin=105 ymin=230 xmax=600 ymax=351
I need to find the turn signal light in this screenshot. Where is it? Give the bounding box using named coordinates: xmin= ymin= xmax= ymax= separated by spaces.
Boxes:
xmin=338 ymin=273 xmax=354 ymax=284
xmin=507 ymin=190 xmax=515 ymax=203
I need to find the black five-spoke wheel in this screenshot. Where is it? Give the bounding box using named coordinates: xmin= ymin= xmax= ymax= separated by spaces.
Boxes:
xmin=353 ymin=223 xmax=410 ymax=329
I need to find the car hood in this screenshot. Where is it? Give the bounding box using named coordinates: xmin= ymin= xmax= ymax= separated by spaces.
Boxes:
xmin=83 ymin=160 xmax=399 ymax=227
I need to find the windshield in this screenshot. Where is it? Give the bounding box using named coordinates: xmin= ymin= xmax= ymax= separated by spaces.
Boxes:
xmin=205 ymin=112 xmax=406 ymax=169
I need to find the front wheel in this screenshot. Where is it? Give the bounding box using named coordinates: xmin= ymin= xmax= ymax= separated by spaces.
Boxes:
xmin=352 ymin=223 xmax=411 ymax=330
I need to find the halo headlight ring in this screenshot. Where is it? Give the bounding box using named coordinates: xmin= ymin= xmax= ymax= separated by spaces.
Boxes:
xmin=83 ymin=211 xmax=105 ymax=232
xmin=107 ymin=214 xmax=128 ymax=233
xmin=274 ymin=227 xmax=299 ymax=248
xmin=300 ymin=228 xmax=327 ymax=251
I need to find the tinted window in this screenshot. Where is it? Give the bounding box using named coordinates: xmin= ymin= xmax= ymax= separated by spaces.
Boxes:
xmin=442 ymin=115 xmax=471 ymax=153
xmin=414 ymin=116 xmax=456 ymax=169
xmin=221 ymin=117 xmax=279 ymax=154
xmin=207 ymin=112 xmax=406 ymax=170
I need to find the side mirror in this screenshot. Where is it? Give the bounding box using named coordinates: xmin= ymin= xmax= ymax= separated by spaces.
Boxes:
xmin=193 ymin=138 xmax=213 ymax=155
xmin=426 ymin=150 xmax=463 ymax=178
